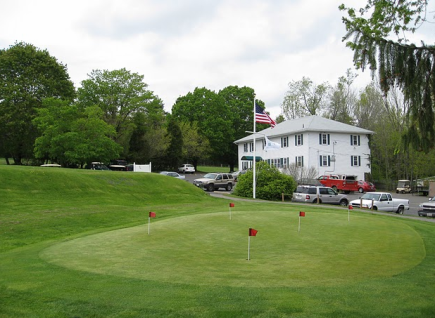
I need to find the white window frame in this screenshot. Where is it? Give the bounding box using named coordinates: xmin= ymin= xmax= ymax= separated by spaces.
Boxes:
xmin=295 ymin=134 xmax=303 ymax=146
xmin=320 ymin=155 xmax=331 ymax=167
xmin=319 ymin=133 xmax=330 ymax=145
xmin=351 ymin=155 xmax=361 ymax=166
xmin=281 ymin=136 xmax=289 ymax=148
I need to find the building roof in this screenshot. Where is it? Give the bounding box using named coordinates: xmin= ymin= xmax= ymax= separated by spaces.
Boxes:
xmin=235 ymin=115 xmax=374 ymax=144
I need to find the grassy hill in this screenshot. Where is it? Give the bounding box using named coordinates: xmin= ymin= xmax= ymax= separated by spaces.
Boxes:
xmin=1 ymin=165 xmax=435 ymax=317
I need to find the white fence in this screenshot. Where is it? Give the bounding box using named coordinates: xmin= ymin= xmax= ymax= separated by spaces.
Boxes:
xmin=133 ymin=162 xmax=152 ymax=173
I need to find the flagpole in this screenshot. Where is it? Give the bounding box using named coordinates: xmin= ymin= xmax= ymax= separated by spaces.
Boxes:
xmin=253 ymin=97 xmax=256 ymax=199
xmin=298 ymin=216 xmax=301 ymax=232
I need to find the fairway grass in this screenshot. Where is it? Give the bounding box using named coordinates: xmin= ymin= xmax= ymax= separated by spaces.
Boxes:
xmin=2 ymin=165 xmax=435 ymax=317
xmin=41 ymin=209 xmax=425 ymax=288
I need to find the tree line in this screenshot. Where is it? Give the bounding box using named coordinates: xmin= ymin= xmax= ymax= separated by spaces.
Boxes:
xmin=0 ymin=42 xmax=272 ymax=172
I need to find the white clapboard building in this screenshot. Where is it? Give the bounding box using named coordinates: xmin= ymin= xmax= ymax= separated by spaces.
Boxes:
xmin=234 ymin=116 xmax=374 ymax=180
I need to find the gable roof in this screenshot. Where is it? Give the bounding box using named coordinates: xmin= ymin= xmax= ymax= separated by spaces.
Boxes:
xmin=235 ymin=115 xmax=374 ymax=144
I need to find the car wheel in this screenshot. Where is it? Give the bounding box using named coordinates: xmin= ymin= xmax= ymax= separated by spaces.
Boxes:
xmin=397 ymin=206 xmax=404 ymax=214
xmin=358 ymin=187 xmax=364 ymax=193
xmin=339 ymin=199 xmax=348 ymax=207
xmin=207 ymin=184 xmax=214 ymax=192
xmin=226 ymin=183 xmax=232 ymax=191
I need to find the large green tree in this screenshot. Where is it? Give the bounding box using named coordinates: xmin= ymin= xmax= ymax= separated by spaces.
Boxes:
xmin=0 ymin=42 xmax=75 ymax=164
xmin=171 ymin=87 xmax=233 ymax=168
xmin=77 ymin=68 xmax=164 ymax=157
xmin=340 ymin=0 xmax=435 ymax=151
xmin=33 ymin=99 xmax=122 ymax=167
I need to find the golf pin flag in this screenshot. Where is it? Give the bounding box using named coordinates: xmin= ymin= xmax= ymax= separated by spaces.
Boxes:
xmin=348 ymin=205 xmax=353 ymax=210
xmin=148 ymin=211 xmax=156 ymax=235
xmin=229 ymin=203 xmax=234 ymax=220
xmin=248 ymin=228 xmax=258 ymax=261
xmin=298 ymin=211 xmax=305 ymax=232
xmin=348 ymin=204 xmax=353 ymax=222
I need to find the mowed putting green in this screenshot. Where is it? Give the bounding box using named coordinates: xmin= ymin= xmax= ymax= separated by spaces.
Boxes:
xmin=41 ymin=209 xmax=425 ymax=288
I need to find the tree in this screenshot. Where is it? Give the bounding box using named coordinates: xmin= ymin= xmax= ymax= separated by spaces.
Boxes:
xmin=172 ymin=87 xmax=233 ymax=166
xmin=354 ymin=82 xmax=386 ymax=130
xmin=163 ymin=116 xmax=183 ymax=171
xmin=325 ymin=69 xmax=357 ymax=124
xmin=281 ymin=77 xmax=330 ymax=119
xmin=77 ymin=68 xmax=164 ymax=156
xmin=0 ymin=42 xmax=75 ymax=164
xmin=340 ymin=0 xmax=435 ymax=151
xmin=33 ymin=99 xmax=122 ymax=167
xmin=179 ymin=121 xmax=210 ymax=170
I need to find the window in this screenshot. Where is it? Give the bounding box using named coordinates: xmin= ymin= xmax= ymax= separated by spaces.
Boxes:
xmin=320 ymin=155 xmax=330 ymax=167
xmin=295 ymin=156 xmax=304 ymax=167
xmin=319 ymin=133 xmax=330 ymax=145
xmin=249 ymin=142 xmax=254 ymax=152
xmin=350 ymin=135 xmax=361 ymax=146
xmin=319 ymin=188 xmax=329 ymax=195
xmin=295 ymin=134 xmax=303 ymax=146
xmin=243 ymin=143 xmax=248 ymax=152
xmin=281 ymin=136 xmax=289 ymax=148
xmin=351 ymin=155 xmax=361 ymax=166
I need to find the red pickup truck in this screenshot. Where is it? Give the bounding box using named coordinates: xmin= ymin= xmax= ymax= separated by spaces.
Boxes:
xmin=318 ymin=175 xmax=375 ymax=193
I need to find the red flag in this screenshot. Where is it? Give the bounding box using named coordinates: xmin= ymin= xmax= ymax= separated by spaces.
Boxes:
xmin=348 ymin=205 xmax=353 ymax=210
xmin=249 ymin=228 xmax=258 ymax=236
xmin=299 ymin=211 xmax=305 ymax=217
xmin=149 ymin=211 xmax=156 ymax=218
xmin=229 ymin=202 xmax=235 ymax=207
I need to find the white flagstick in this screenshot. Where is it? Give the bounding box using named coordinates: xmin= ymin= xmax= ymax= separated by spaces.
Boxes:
xmin=229 ymin=206 xmax=232 ymax=220
xmin=247 ymin=236 xmax=251 ymax=261
xmin=298 ymin=216 xmax=301 ymax=233
xmin=148 ymin=216 xmax=151 ymax=235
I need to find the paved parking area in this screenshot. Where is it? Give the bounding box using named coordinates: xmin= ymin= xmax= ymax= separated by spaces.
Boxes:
xmin=183 ymin=172 xmax=431 ymax=217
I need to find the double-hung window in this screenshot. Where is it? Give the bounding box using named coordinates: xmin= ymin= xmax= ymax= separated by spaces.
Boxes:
xmin=295 ymin=134 xmax=303 ymax=146
xmin=320 ymin=155 xmax=331 ymax=167
xmin=351 ymin=155 xmax=361 ymax=166
xmin=295 ymin=156 xmax=304 ymax=167
xmin=350 ymin=135 xmax=361 ymax=146
xmin=281 ymin=136 xmax=289 ymax=148
xmin=319 ymin=133 xmax=330 ymax=145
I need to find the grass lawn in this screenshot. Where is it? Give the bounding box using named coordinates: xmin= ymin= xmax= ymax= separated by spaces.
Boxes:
xmin=1 ymin=165 xmax=435 ymax=317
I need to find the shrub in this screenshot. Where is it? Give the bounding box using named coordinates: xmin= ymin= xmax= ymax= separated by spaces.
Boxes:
xmin=234 ymin=161 xmax=297 ymax=200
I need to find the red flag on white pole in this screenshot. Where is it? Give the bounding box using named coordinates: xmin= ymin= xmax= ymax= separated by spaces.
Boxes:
xmin=229 ymin=203 xmax=234 ymax=219
xmin=248 ymin=228 xmax=258 ymax=260
xmin=298 ymin=211 xmax=305 ymax=232
xmin=148 ymin=211 xmax=156 ymax=235
xmin=348 ymin=205 xmax=353 ymax=222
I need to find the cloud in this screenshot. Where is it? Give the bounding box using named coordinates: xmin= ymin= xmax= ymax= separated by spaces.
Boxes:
xmin=0 ymin=0 xmax=385 ymax=118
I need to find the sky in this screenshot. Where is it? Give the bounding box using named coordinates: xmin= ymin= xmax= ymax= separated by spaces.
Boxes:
xmin=0 ymin=0 xmax=433 ymax=118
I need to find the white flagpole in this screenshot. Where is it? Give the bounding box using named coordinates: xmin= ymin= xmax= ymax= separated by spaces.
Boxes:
xmin=298 ymin=216 xmax=301 ymax=233
xmin=253 ymin=97 xmax=256 ymax=199
xmin=248 ymin=236 xmax=251 ymax=260
xmin=229 ymin=206 xmax=232 ymax=220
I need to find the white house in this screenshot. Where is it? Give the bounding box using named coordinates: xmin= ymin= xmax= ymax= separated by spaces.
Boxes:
xmin=234 ymin=116 xmax=374 ymax=180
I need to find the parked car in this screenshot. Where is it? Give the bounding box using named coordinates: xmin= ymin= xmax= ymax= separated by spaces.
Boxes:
xmin=89 ymin=162 xmax=110 ymax=170
xmin=232 ymin=170 xmax=247 ymax=181
xmin=193 ymin=173 xmax=234 ymax=191
xmin=349 ymin=192 xmax=409 ymax=214
xmin=418 ymin=196 xmax=435 ymax=217
xmin=160 ymin=171 xmax=186 ymax=180
xmin=178 ymin=164 xmax=195 ymax=174
xmin=292 ymin=185 xmax=349 ymax=206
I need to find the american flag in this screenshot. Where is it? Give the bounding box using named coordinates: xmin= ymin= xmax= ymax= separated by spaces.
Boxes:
xmin=255 ymin=103 xmax=276 ymax=127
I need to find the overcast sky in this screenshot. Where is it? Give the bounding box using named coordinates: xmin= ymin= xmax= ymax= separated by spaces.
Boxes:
xmin=1 ymin=0 xmax=433 ymax=118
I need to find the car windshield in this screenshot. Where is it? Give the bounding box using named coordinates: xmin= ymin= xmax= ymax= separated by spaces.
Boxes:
xmin=360 ymin=193 xmax=381 ymax=201
xmin=203 ymin=173 xmax=217 ymax=179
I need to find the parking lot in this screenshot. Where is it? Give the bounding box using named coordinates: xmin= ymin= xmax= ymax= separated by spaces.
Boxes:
xmin=184 ymin=172 xmax=430 ymax=217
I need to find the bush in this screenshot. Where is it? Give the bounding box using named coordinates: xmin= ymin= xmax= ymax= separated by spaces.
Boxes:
xmin=234 ymin=162 xmax=297 ymax=200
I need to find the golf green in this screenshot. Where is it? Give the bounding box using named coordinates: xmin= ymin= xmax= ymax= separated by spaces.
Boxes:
xmin=40 ymin=210 xmax=425 ymax=288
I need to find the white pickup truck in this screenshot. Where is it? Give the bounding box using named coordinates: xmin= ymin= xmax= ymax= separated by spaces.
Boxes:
xmin=349 ymin=192 xmax=409 ymax=214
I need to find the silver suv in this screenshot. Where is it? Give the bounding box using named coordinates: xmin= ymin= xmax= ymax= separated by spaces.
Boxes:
xmin=292 ymin=185 xmax=349 ymax=206
xmin=193 ymin=173 xmax=234 ymax=191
